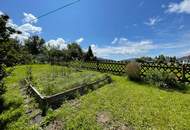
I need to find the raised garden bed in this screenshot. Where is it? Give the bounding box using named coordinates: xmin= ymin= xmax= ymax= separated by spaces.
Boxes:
xmin=24 ymin=65 xmax=112 ymax=109
xmin=32 ymin=65 xmax=108 ymax=96
xmin=25 ymin=75 xmax=111 ymax=108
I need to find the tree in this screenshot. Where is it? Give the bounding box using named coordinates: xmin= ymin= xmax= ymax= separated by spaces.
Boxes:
xmin=25 ymin=35 xmax=45 ymax=55
xmin=169 ymin=56 xmax=177 ymax=63
xmin=84 ymin=46 xmax=95 ymax=61
xmin=0 ymin=39 xmax=31 ymax=66
xmin=0 ymin=13 xmax=30 ymax=66
xmin=0 ymin=13 xmax=21 ymax=41
xmin=67 ymin=43 xmax=83 ymax=60
xmin=155 ymin=54 xmax=166 ymax=63
xmin=48 ymin=48 xmax=68 ymax=63
xmin=0 ymin=64 xmax=6 ymax=95
xmin=136 ymin=56 xmax=153 ymax=63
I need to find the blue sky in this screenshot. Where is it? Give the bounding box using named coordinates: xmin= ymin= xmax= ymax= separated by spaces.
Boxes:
xmin=1 ymin=0 xmax=190 ymax=60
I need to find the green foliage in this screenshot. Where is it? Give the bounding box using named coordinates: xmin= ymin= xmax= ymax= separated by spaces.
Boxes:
xmin=84 ymin=46 xmax=95 ymax=61
xmin=155 ymin=54 xmax=166 ymax=63
xmin=154 ymin=55 xmax=177 ymax=64
xmin=0 ymin=64 xmax=6 ymax=81
xmin=136 ymin=56 xmax=153 ymax=63
xmin=0 ymin=39 xmax=32 ymax=67
xmin=0 ymin=64 xmax=7 ymax=95
xmin=145 ymin=70 xmax=186 ymax=90
xmin=0 ymin=81 xmax=6 ymax=95
xmin=0 ymin=14 xmax=20 ymax=41
xmin=67 ymin=43 xmax=83 ymax=60
xmin=25 ymin=35 xmax=45 ymax=55
xmin=0 ymin=65 xmax=36 ymax=130
xmin=126 ymin=62 xmax=141 ymax=81
xmin=48 ymin=48 xmax=68 ymax=64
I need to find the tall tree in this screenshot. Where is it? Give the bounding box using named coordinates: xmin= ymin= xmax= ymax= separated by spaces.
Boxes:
xmin=0 ymin=39 xmax=31 ymax=66
xmin=25 ymin=35 xmax=45 ymax=55
xmin=84 ymin=46 xmax=95 ymax=61
xmin=0 ymin=13 xmax=21 ymax=41
xmin=0 ymin=13 xmax=26 ymax=66
xmin=155 ymin=54 xmax=166 ymax=63
xmin=67 ymin=43 xmax=83 ymax=60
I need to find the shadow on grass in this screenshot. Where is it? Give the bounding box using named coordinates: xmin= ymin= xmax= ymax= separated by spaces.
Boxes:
xmin=0 ymin=95 xmax=22 ymax=130
xmin=0 ymin=109 xmax=22 ymax=130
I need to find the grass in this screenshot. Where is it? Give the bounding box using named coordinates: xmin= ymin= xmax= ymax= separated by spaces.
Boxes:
xmin=31 ymin=64 xmax=106 ymax=96
xmin=1 ymin=64 xmax=190 ymax=130
xmin=45 ymin=76 xmax=190 ymax=130
xmin=0 ymin=65 xmax=39 ymax=130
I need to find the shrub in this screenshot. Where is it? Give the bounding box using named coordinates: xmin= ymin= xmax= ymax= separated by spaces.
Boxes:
xmin=145 ymin=70 xmax=185 ymax=90
xmin=0 ymin=81 xmax=6 ymax=95
xmin=126 ymin=62 xmax=141 ymax=81
xmin=0 ymin=64 xmax=7 ymax=95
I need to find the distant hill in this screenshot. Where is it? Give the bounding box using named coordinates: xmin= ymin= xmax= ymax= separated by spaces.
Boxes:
xmin=178 ymin=55 xmax=190 ymax=64
xmin=96 ymin=57 xmax=116 ymax=62
xmin=178 ymin=55 xmax=190 ymax=60
xmin=120 ymin=58 xmax=137 ymax=62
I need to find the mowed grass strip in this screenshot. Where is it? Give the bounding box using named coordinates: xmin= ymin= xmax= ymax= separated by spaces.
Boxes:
xmin=45 ymin=76 xmax=190 ymax=130
xmin=31 ymin=64 xmax=106 ymax=96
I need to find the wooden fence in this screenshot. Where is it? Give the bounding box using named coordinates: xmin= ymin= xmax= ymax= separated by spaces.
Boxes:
xmin=140 ymin=62 xmax=190 ymax=82
xmin=60 ymin=60 xmax=128 ymax=75
xmin=58 ymin=61 xmax=190 ymax=83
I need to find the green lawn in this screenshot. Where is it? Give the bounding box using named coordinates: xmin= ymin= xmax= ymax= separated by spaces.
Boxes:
xmin=31 ymin=64 xmax=106 ymax=96
xmin=45 ymin=76 xmax=190 ymax=130
xmin=0 ymin=65 xmax=39 ymax=130
xmin=1 ymin=64 xmax=190 ymax=130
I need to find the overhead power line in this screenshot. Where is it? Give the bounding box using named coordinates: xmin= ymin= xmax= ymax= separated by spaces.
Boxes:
xmin=30 ymin=0 xmax=80 ymax=23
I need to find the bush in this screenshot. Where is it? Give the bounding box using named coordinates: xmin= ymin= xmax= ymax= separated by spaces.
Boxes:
xmin=126 ymin=62 xmax=141 ymax=81
xmin=145 ymin=70 xmax=185 ymax=90
xmin=0 ymin=81 xmax=6 ymax=95
xmin=0 ymin=64 xmax=7 ymax=95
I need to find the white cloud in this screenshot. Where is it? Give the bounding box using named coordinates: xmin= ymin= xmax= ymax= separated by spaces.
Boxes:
xmin=167 ymin=0 xmax=190 ymax=14
xmin=46 ymin=38 xmax=67 ymax=50
xmin=6 ymin=19 xmax=18 ymax=28
xmin=181 ymin=49 xmax=190 ymax=56
xmin=145 ymin=16 xmax=162 ymax=26
xmin=91 ymin=38 xmax=156 ymax=57
xmin=23 ymin=12 xmax=37 ymax=23
xmin=118 ymin=38 xmax=129 ymax=44
xmin=0 ymin=11 xmax=4 ymax=15
xmin=17 ymin=23 xmax=42 ymax=33
xmin=75 ymin=37 xmax=84 ymax=44
xmin=94 ymin=32 xmax=190 ymax=59
xmin=5 ymin=12 xmax=42 ymax=43
xmin=111 ymin=38 xmax=118 ymax=44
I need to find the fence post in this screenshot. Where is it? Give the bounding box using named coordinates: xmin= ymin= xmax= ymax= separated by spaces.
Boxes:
xmin=182 ymin=64 xmax=186 ymax=81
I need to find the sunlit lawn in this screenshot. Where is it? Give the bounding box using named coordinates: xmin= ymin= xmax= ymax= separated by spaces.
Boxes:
xmin=1 ymin=64 xmax=190 ymax=130
xmin=45 ymin=76 xmax=190 ymax=130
